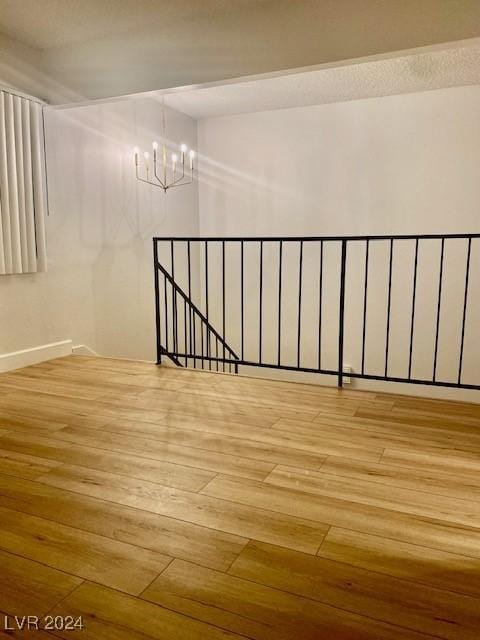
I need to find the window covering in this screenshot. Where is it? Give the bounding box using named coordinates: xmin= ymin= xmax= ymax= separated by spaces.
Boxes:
xmin=0 ymin=90 xmax=47 ymax=275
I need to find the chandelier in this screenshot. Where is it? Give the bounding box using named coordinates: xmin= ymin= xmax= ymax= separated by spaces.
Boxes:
xmin=134 ymin=142 xmax=195 ymax=193
xmin=133 ymin=98 xmax=195 ymax=193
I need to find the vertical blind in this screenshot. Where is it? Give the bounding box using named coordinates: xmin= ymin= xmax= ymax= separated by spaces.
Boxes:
xmin=0 ymin=89 xmax=47 ymax=275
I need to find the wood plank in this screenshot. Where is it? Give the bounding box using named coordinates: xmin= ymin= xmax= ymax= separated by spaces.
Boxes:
xmin=0 ymin=432 xmax=216 ymax=491
xmin=200 ymin=474 xmax=480 ymax=558
xmin=51 ymin=355 xmax=216 ymax=379
xmin=0 ymin=548 xmax=82 ymax=616
xmin=8 ymin=366 xmax=189 ymax=392
xmin=0 ymin=447 xmax=61 ymax=480
xmin=383 ymin=446 xmax=480 ymax=474
xmin=103 ymin=387 xmax=315 ymax=423
xmin=390 ymin=404 xmax=480 ymax=424
xmin=48 ymin=355 xmax=159 ymax=374
xmin=320 ymin=455 xmax=480 ymax=501
xmin=91 ymin=421 xmax=327 ymax=470
xmin=311 ymin=411 xmax=480 ymax=445
xmin=36 ymin=464 xmax=328 ymax=554
xmin=0 ymin=373 xmax=105 ymax=400
xmin=0 ymin=404 xmax=112 ymax=429
xmin=176 ymin=378 xmax=382 ymax=412
xmin=0 ymin=622 xmax=55 ymax=640
xmin=48 ymin=581 xmax=245 ymax=640
xmin=0 ymin=391 xmax=97 ymax=416
xmin=0 ymin=504 xmax=171 ymax=595
xmin=96 ymin=394 xmax=277 ymax=428
xmin=0 ymin=411 xmax=67 ymax=434
xmin=0 ymin=474 xmax=247 ymax=572
xmin=319 ymin=527 xmax=480 ymax=599
xmin=48 ymin=426 xmax=275 ymax=481
xmin=117 ymin=416 xmax=382 ymax=464
xmin=386 ymin=394 xmax=480 ymax=419
xmin=143 ymin=558 xmax=433 ymax=640
xmin=356 ymin=407 xmax=480 ymax=433
xmin=210 ymin=374 xmax=378 ymax=400
xmin=230 ymin=540 xmax=480 ymax=640
xmin=264 ymin=464 xmax=480 ymax=528
xmin=278 ymin=415 xmax=480 ymax=452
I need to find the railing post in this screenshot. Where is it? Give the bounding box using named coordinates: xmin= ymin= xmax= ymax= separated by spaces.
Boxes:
xmin=338 ymin=240 xmax=347 ymax=387
xmin=153 ymin=239 xmax=162 ymax=365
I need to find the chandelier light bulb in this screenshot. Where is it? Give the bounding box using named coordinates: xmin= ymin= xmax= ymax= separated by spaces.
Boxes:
xmin=144 ymin=151 xmax=150 ymax=160
xmin=172 ymin=153 xmax=178 ymax=163
xmin=133 ymin=146 xmax=140 ymax=155
xmin=152 ymin=141 xmax=159 ymax=150
xmin=180 ymin=144 xmax=187 ymax=164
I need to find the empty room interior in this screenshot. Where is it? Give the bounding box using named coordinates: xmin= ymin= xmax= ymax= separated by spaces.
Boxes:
xmin=1 ymin=1 xmax=480 ymax=638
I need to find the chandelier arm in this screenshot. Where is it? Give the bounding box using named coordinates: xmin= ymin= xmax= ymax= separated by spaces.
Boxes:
xmin=170 ymin=170 xmax=191 ymax=187
xmin=165 ymin=175 xmax=194 ymax=189
xmin=136 ymin=163 xmax=167 ymax=189
xmin=166 ymin=163 xmax=186 ymax=188
xmin=152 ymin=164 xmax=168 ymax=189
xmin=137 ymin=175 xmax=168 ymax=190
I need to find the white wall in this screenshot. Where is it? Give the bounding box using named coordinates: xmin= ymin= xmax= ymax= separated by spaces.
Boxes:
xmin=2 ymin=81 xmax=479 ymax=401
xmin=197 ymin=85 xmax=480 ymax=400
xmin=0 ymin=96 xmax=198 ymax=361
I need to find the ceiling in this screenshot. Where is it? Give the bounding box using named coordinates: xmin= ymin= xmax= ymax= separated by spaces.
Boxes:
xmin=163 ymin=41 xmax=480 ymax=119
xmin=1 ymin=0 xmax=480 ymax=104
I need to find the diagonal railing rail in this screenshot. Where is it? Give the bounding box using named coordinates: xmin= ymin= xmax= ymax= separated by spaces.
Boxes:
xmin=154 ymin=242 xmax=239 ymax=371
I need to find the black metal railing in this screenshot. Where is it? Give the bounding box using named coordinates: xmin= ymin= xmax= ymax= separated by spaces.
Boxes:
xmin=153 ymin=234 xmax=480 ymax=390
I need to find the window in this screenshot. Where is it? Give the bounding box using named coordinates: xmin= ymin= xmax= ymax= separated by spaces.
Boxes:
xmin=0 ymin=89 xmax=47 ymax=275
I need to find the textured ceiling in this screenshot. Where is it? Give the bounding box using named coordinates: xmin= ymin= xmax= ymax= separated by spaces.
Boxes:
xmin=162 ymin=42 xmax=480 ymax=119
xmin=1 ymin=0 xmax=480 ymax=103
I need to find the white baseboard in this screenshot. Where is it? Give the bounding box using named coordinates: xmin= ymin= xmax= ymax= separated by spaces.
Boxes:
xmin=0 ymin=340 xmax=73 ymax=373
xmin=72 ymin=344 xmax=99 ymax=357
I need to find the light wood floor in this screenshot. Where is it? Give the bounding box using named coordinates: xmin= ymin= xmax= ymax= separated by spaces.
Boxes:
xmin=0 ymin=356 xmax=479 ymax=639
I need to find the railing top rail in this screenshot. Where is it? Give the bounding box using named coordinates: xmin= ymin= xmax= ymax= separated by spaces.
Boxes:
xmin=153 ymin=233 xmax=480 ymax=242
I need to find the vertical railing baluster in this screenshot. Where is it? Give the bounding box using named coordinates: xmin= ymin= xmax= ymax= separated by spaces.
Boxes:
xmin=277 ymin=240 xmax=283 ymax=367
xmin=408 ymin=238 xmax=419 ymax=380
xmin=222 ymin=240 xmax=226 ymax=371
xmin=458 ymin=238 xmax=472 ymax=385
xmin=361 ymin=239 xmax=370 ymax=375
xmin=241 ymin=240 xmax=244 ymax=363
xmin=215 ymin=337 xmax=219 ymax=372
xmin=384 ymin=239 xmax=393 ymax=377
xmin=200 ymin=318 xmax=204 ymax=370
xmin=297 ymin=240 xmax=304 ymax=369
xmin=153 ymin=240 xmax=162 ymax=364
xmin=433 ymin=238 xmax=445 ymax=382
xmin=175 ymin=290 xmax=179 ymax=357
xmin=187 ymin=240 xmax=194 ymax=368
xmin=204 ymin=241 xmax=211 ymax=370
xmin=183 ymin=297 xmax=188 ymax=367
xmin=259 ymin=241 xmax=263 ymax=364
xmin=164 ymin=266 xmax=169 ymax=354
xmin=318 ymin=240 xmax=323 ymax=371
xmin=170 ymin=241 xmax=178 ymax=355
xmin=338 ymin=240 xmax=347 ymax=387
xmin=193 ymin=311 xmax=196 ymax=368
